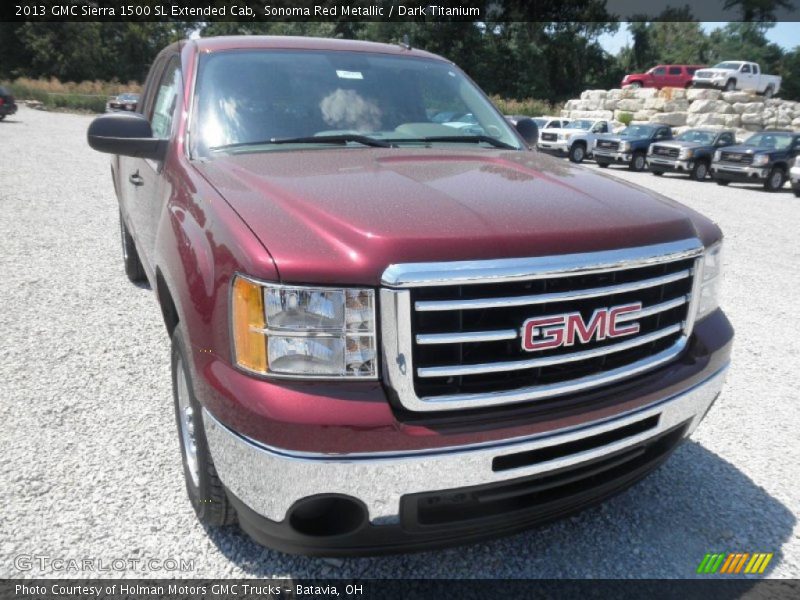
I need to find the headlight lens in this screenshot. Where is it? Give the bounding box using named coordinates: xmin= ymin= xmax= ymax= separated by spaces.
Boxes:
xmin=751 ymin=154 xmax=768 ymax=166
xmin=232 ymin=276 xmax=377 ymax=378
xmin=620 ymin=141 xmax=631 ymax=152
xmin=679 ymin=148 xmax=694 ymax=159
xmin=794 ymin=155 xmax=800 ymax=167
xmin=696 ymin=243 xmax=723 ymax=320
xmin=714 ymin=150 xmax=722 ymax=162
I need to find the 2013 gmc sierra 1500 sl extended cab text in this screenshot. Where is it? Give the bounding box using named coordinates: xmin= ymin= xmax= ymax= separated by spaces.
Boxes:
xmin=86 ymin=37 xmax=733 ymax=556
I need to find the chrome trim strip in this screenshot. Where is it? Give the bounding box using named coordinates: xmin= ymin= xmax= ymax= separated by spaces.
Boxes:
xmin=414 ymin=269 xmax=692 ymax=312
xmin=417 ymin=323 xmax=682 ymax=378
xmin=382 ymin=239 xmax=703 ymax=288
xmin=204 ymin=365 xmax=728 ymax=522
xmin=616 ymin=295 xmax=688 ymax=321
xmin=416 ymin=329 xmax=518 ymax=345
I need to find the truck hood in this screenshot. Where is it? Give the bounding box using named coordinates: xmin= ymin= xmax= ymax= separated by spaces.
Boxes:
xmin=652 ymin=140 xmax=709 ymax=150
xmin=196 ymin=148 xmax=714 ymax=285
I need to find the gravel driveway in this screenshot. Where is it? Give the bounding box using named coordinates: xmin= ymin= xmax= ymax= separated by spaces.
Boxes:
xmin=1 ymin=106 xmax=798 ymax=579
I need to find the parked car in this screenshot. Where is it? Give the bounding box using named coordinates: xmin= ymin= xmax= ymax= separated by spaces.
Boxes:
xmin=593 ymin=123 xmax=674 ymax=171
xmin=537 ymin=118 xmax=613 ymax=163
xmin=622 ymin=65 xmax=705 ymax=89
xmin=791 ymin=155 xmax=800 ymax=197
xmin=86 ymin=36 xmax=732 ymax=556
xmin=647 ymin=129 xmax=737 ymax=180
xmin=711 ymin=130 xmax=800 ymax=191
xmin=692 ymin=62 xmax=781 ymax=97
xmin=107 ymin=92 xmax=140 ymax=112
xmin=0 ymin=86 xmax=18 ymax=121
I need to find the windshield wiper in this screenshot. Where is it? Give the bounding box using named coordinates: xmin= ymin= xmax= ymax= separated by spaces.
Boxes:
xmin=209 ymin=134 xmax=392 ymax=151
xmin=385 ymin=135 xmax=516 ymax=150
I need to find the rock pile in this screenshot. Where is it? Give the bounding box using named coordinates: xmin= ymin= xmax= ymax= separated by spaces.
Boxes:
xmin=562 ymin=87 xmax=800 ymax=140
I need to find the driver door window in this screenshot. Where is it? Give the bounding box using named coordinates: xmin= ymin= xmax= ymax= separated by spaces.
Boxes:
xmin=150 ymin=58 xmax=181 ymax=140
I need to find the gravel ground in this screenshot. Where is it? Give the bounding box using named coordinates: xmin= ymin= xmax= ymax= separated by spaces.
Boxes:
xmin=1 ymin=106 xmax=798 ymax=579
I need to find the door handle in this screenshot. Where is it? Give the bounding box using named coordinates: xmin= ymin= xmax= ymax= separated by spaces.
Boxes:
xmin=129 ymin=171 xmax=144 ymax=187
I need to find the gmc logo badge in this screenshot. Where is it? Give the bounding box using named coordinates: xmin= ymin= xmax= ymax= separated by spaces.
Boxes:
xmin=521 ymin=302 xmax=642 ymax=352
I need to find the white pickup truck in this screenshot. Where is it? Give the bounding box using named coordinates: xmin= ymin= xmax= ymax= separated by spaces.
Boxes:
xmin=692 ymin=61 xmax=781 ymax=97
xmin=537 ymin=119 xmax=614 ymax=163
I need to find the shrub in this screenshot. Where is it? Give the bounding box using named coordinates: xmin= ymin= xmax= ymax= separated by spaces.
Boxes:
xmin=490 ymin=95 xmax=563 ymax=117
xmin=1 ymin=77 xmax=141 ymax=114
xmin=617 ymin=111 xmax=634 ymax=126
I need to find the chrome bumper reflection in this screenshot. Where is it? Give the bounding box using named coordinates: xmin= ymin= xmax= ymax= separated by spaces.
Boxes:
xmin=204 ymin=365 xmax=728 ymax=524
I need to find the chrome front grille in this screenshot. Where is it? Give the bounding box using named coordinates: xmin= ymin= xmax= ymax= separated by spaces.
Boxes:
xmin=541 ymin=132 xmax=558 ymax=142
xmin=380 ymin=239 xmax=704 ymax=412
xmin=720 ymin=152 xmax=753 ymax=165
xmin=652 ymin=145 xmax=679 ymax=158
xmin=596 ymin=140 xmax=620 ymax=151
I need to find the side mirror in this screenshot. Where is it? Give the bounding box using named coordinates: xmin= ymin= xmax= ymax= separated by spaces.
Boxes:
xmin=87 ymin=112 xmax=167 ymax=161
xmin=514 ymin=118 xmax=539 ymax=146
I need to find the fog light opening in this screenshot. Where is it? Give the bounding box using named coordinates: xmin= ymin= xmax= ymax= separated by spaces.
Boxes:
xmin=288 ymin=495 xmax=367 ymax=537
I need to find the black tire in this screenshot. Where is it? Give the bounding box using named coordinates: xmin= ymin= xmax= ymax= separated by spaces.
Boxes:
xmin=568 ymin=143 xmax=587 ymax=163
xmin=715 ymin=179 xmax=730 ymax=186
xmin=119 ymin=211 xmax=147 ymax=283
xmin=764 ymin=85 xmax=774 ymax=99
xmin=763 ymin=167 xmax=786 ymax=192
xmin=629 ymin=152 xmax=646 ymax=172
xmin=0 ymin=114 xmax=6 ymax=121
xmin=724 ymin=79 xmax=736 ymax=92
xmin=171 ymin=328 xmax=237 ymax=527
xmin=629 ymin=82 xmax=642 ymax=89
xmin=651 ymin=169 xmax=665 ymax=176
xmin=793 ymin=188 xmax=800 ymax=198
xmin=597 ymin=160 xmax=610 ymax=168
xmin=691 ymin=160 xmax=710 ymax=181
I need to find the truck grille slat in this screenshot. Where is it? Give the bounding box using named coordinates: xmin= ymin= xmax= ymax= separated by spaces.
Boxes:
xmin=719 ymin=152 xmax=753 ymax=165
xmin=380 ymin=239 xmax=704 ymax=411
xmin=414 ymin=269 xmax=691 ymax=312
xmin=652 ymin=145 xmax=680 ymax=158
xmin=417 ymin=323 xmax=682 ymax=378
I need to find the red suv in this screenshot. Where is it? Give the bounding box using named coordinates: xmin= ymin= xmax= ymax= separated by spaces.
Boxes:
xmin=622 ymin=65 xmax=706 ymax=89
xmin=86 ymin=37 xmax=732 ymax=556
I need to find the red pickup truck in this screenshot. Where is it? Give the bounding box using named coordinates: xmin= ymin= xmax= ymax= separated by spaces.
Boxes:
xmin=622 ymin=65 xmax=706 ymax=89
xmin=87 ymin=36 xmax=732 ymax=556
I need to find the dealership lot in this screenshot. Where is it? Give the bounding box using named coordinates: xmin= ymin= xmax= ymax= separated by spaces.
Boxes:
xmin=0 ymin=106 xmax=798 ymax=578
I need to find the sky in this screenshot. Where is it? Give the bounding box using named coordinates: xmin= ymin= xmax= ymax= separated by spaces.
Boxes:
xmin=598 ymin=22 xmax=800 ymax=54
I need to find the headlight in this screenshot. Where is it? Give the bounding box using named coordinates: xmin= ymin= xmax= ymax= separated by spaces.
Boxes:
xmin=620 ymin=141 xmax=631 ymax=152
xmin=231 ymin=276 xmax=377 ymax=378
xmin=751 ymin=154 xmax=769 ymax=167
xmin=713 ymin=150 xmax=722 ymax=162
xmin=679 ymin=148 xmax=694 ymax=159
xmin=696 ymin=243 xmax=723 ymax=321
xmin=794 ymin=155 xmax=800 ymax=167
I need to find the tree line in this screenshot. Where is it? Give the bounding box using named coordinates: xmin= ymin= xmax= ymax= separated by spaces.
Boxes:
xmin=1 ymin=21 xmax=799 ymax=101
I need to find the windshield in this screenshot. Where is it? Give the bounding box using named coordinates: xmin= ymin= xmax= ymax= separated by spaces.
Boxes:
xmin=619 ymin=125 xmax=655 ymax=137
xmin=565 ymin=120 xmax=592 ymax=130
xmin=713 ymin=62 xmax=742 ymax=70
xmin=676 ymin=130 xmax=716 ymax=144
xmin=191 ymin=49 xmax=522 ymax=156
xmin=118 ymin=93 xmax=138 ymax=101
xmin=744 ymin=132 xmax=793 ymax=150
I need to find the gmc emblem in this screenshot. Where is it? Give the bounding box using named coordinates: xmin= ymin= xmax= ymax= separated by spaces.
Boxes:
xmin=521 ymin=302 xmax=642 ymax=352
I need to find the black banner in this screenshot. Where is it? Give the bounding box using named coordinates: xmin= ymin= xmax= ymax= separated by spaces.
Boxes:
xmin=2 ymin=0 xmax=800 ymax=23
xmin=2 ymin=579 xmax=800 ymax=600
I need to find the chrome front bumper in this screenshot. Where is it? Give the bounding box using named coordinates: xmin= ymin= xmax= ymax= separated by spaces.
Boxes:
xmin=537 ymin=140 xmax=569 ymax=152
xmin=790 ymin=166 xmax=800 ymax=186
xmin=593 ymin=150 xmax=631 ymax=162
xmin=647 ymin=157 xmax=692 ymax=171
xmin=204 ymin=365 xmax=728 ymax=525
xmin=712 ymin=163 xmax=769 ymax=178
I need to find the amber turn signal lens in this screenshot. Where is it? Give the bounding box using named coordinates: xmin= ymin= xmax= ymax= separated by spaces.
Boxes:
xmin=232 ymin=276 xmax=267 ymax=373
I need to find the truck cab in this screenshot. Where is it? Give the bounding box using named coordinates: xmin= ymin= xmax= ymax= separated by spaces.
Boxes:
xmin=593 ymin=123 xmax=673 ymax=171
xmin=86 ymin=36 xmax=732 ymax=556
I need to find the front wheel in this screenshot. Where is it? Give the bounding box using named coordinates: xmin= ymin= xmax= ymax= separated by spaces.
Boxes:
xmin=764 ymin=85 xmax=774 ymax=99
xmin=724 ymin=79 xmax=736 ymax=92
xmin=691 ymin=161 xmax=709 ymax=181
xmin=764 ymin=167 xmax=786 ymax=192
xmin=715 ymin=179 xmax=730 ymax=186
xmin=629 ymin=81 xmax=642 ymax=89
xmin=651 ymin=169 xmax=665 ymax=176
xmin=630 ymin=152 xmax=646 ymax=172
xmin=596 ymin=160 xmax=610 ymax=168
xmin=172 ymin=328 xmax=237 ymax=527
xmin=569 ymin=143 xmax=587 ymax=163
xmin=793 ymin=188 xmax=800 ymax=198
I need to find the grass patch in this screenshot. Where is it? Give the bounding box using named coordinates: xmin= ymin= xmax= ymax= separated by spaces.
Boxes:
xmin=1 ymin=77 xmax=141 ymax=114
xmin=490 ymin=96 xmax=564 ymax=117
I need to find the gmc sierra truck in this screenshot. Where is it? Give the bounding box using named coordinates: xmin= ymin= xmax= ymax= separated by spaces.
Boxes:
xmin=711 ymin=130 xmax=800 ymax=191
xmin=87 ymin=37 xmax=733 ymax=556
xmin=692 ymin=61 xmax=781 ymax=97
xmin=536 ymin=118 xmax=613 ymax=163
xmin=593 ymin=123 xmax=674 ymax=171
xmin=647 ymin=129 xmax=737 ymax=180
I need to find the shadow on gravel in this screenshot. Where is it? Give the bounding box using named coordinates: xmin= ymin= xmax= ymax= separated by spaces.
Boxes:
xmin=205 ymin=440 xmax=794 ymax=578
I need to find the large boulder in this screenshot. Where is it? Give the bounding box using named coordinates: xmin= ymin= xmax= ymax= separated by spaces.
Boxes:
xmin=687 ymin=88 xmax=722 ymax=101
xmin=722 ymin=114 xmax=742 ymax=128
xmin=567 ymin=110 xmax=614 ymax=120
xmin=658 ymin=87 xmax=688 ymax=100
xmin=731 ymin=101 xmax=765 ymax=114
xmin=686 ymin=113 xmax=726 ymax=127
xmin=581 ymin=89 xmax=608 ymax=102
xmin=721 ymin=91 xmax=761 ymax=104
xmin=633 ymin=109 xmax=657 ymax=121
xmin=688 ymin=99 xmax=725 ymax=113
xmin=650 ymin=112 xmax=687 ymax=127
xmin=617 ymin=98 xmax=644 ymax=112
xmin=644 ymin=97 xmax=666 ymax=110
xmin=663 ymin=99 xmax=690 ymax=112
xmin=792 ymin=117 xmax=800 ymax=129
xmin=632 ymin=88 xmax=659 ymax=99
xmin=741 ymin=112 xmax=763 ymax=126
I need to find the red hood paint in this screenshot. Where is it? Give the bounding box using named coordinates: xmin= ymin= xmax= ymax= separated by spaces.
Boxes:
xmin=196 ymin=148 xmax=716 ymax=286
